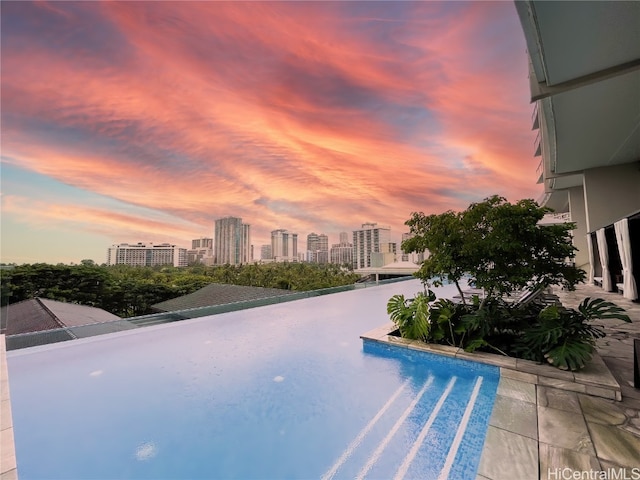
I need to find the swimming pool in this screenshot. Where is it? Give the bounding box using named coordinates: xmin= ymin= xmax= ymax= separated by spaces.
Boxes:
xmin=7 ymin=279 xmax=499 ymax=479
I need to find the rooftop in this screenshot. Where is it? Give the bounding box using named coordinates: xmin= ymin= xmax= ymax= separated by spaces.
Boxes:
xmin=151 ymin=283 xmax=294 ymax=313
xmin=1 ymin=298 xmax=125 ymax=335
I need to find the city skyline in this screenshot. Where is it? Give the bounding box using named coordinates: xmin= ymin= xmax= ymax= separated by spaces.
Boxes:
xmin=1 ymin=2 xmax=538 ymax=265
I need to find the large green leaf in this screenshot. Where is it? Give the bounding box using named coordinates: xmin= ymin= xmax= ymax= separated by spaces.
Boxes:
xmin=544 ymin=337 xmax=594 ymax=371
xmin=578 ymin=297 xmax=631 ymax=322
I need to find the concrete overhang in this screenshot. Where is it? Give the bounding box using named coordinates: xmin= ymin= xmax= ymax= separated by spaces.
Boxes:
xmin=541 ymin=190 xmax=569 ymax=213
xmin=516 ymin=1 xmax=640 ymax=176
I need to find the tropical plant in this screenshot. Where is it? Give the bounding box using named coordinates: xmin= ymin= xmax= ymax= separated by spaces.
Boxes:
xmin=386 ymin=290 xmax=434 ymax=341
xmin=403 ymin=196 xmax=586 ymax=305
xmin=389 ymin=195 xmax=630 ymax=371
xmin=514 ymin=298 xmax=631 ymax=370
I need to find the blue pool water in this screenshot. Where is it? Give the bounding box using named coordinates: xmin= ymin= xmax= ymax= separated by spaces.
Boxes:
xmin=7 ymin=280 xmax=499 ymax=479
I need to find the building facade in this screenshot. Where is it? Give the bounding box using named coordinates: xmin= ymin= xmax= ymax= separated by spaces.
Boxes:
xmin=330 ymin=231 xmax=354 ymax=265
xmin=106 ymin=243 xmax=188 ymax=267
xmin=192 ymin=238 xmax=213 ymax=250
xmin=271 ymin=229 xmax=298 ymax=262
xmin=306 ymin=233 xmax=329 ymax=264
xmin=400 ymin=232 xmax=427 ymax=263
xmin=371 ymin=242 xmax=397 ymax=267
xmin=353 ymin=223 xmax=391 ymax=269
xmin=214 ymin=217 xmax=252 ymax=265
xmin=188 ymin=237 xmax=214 ymax=265
xmin=260 ymin=244 xmax=273 ymax=261
xmin=516 ymin=1 xmax=639 ymax=300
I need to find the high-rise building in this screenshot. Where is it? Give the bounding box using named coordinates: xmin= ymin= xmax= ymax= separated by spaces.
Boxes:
xmin=306 ymin=233 xmax=329 ymax=263
xmin=353 ymin=223 xmax=391 ymax=269
xmin=271 ymin=229 xmax=298 ymax=262
xmin=106 ymin=243 xmax=188 ymax=267
xmin=371 ymin=242 xmax=397 ymax=267
xmin=401 ymin=232 xmax=427 ymax=263
xmin=214 ymin=217 xmax=251 ymax=265
xmin=330 ymin=232 xmax=353 ymax=265
xmin=188 ymin=237 xmax=214 ymax=265
xmin=261 ymin=244 xmax=272 ymax=260
xmin=192 ymin=238 xmax=213 ymax=250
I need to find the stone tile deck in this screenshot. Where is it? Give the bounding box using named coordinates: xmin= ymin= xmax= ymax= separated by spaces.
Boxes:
xmin=362 ymin=283 xmax=640 ymax=479
xmin=0 ymin=335 xmax=18 ymax=480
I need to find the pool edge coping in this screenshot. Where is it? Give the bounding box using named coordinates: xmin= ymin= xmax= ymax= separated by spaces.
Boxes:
xmin=360 ymin=323 xmax=621 ymax=402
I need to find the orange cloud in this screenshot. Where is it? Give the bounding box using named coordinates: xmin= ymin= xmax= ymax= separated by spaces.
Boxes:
xmin=1 ymin=1 xmax=539 ymax=259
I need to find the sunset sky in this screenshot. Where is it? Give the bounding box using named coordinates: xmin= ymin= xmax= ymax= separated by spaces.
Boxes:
xmin=1 ymin=1 xmax=539 ymax=265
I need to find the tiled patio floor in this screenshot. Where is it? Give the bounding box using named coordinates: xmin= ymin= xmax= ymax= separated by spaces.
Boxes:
xmin=363 ymin=283 xmax=640 ymax=480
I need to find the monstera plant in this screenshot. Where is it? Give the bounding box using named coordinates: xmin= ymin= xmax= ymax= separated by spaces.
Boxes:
xmin=386 ymin=290 xmax=435 ymax=342
xmin=514 ymin=298 xmax=631 ymax=371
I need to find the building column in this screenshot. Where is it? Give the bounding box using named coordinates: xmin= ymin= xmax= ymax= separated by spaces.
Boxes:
xmin=568 ymin=186 xmax=589 ymax=271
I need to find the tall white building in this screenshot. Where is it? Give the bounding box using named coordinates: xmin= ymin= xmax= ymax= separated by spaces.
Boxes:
xmin=330 ymin=231 xmax=353 ymax=265
xmin=353 ymin=223 xmax=391 ymax=269
xmin=188 ymin=237 xmax=214 ymax=265
xmin=306 ymin=232 xmax=329 ymax=264
xmin=106 ymin=243 xmax=188 ymax=267
xmin=271 ymin=229 xmax=298 ymax=262
xmin=192 ymin=238 xmax=213 ymax=250
xmin=261 ymin=244 xmax=272 ymax=260
xmin=214 ymin=217 xmax=251 ymax=265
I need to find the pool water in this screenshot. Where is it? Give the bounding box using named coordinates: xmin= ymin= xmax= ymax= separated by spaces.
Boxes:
xmin=7 ymin=280 xmax=499 ymax=479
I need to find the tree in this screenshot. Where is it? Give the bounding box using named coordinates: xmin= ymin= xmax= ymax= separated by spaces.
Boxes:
xmin=403 ymin=210 xmax=469 ymax=302
xmin=403 ymin=196 xmax=585 ymax=304
xmin=390 ymin=196 xmax=628 ymax=371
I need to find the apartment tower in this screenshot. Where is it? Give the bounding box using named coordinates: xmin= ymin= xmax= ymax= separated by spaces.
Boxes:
xmin=306 ymin=232 xmax=329 ymax=263
xmin=353 ymin=223 xmax=391 ymax=269
xmin=271 ymin=229 xmax=298 ymax=262
xmin=330 ymin=231 xmax=354 ymax=265
xmin=214 ymin=217 xmax=251 ymax=265
xmin=106 ymin=243 xmax=188 ymax=267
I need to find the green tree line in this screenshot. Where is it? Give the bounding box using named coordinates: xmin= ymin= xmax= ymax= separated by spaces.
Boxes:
xmin=0 ymin=262 xmax=360 ymax=318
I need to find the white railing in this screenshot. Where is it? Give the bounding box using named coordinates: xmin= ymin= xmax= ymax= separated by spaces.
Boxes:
xmin=539 ymin=212 xmax=572 ymax=224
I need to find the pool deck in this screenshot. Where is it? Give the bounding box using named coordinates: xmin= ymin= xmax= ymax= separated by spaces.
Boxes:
xmin=362 ymin=283 xmax=640 ymax=480
xmin=2 ymin=283 xmax=639 ymax=480
xmin=1 ymin=335 xmax=17 ymax=480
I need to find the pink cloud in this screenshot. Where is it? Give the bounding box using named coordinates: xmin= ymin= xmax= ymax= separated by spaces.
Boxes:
xmin=1 ymin=1 xmax=539 ymax=258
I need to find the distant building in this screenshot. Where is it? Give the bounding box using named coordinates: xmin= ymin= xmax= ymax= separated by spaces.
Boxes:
xmin=192 ymin=237 xmax=213 ymax=250
xmin=214 ymin=217 xmax=251 ymax=265
xmin=188 ymin=237 xmax=214 ymax=264
xmin=306 ymin=233 xmax=329 ymax=264
xmin=271 ymin=229 xmax=298 ymax=262
xmin=401 ymin=232 xmax=427 ymax=263
xmin=261 ymin=244 xmax=272 ymax=260
xmin=106 ymin=243 xmax=188 ymax=267
xmin=330 ymin=231 xmax=353 ymax=265
xmin=371 ymin=242 xmax=396 ymax=267
xmin=353 ymin=223 xmax=391 ymax=269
